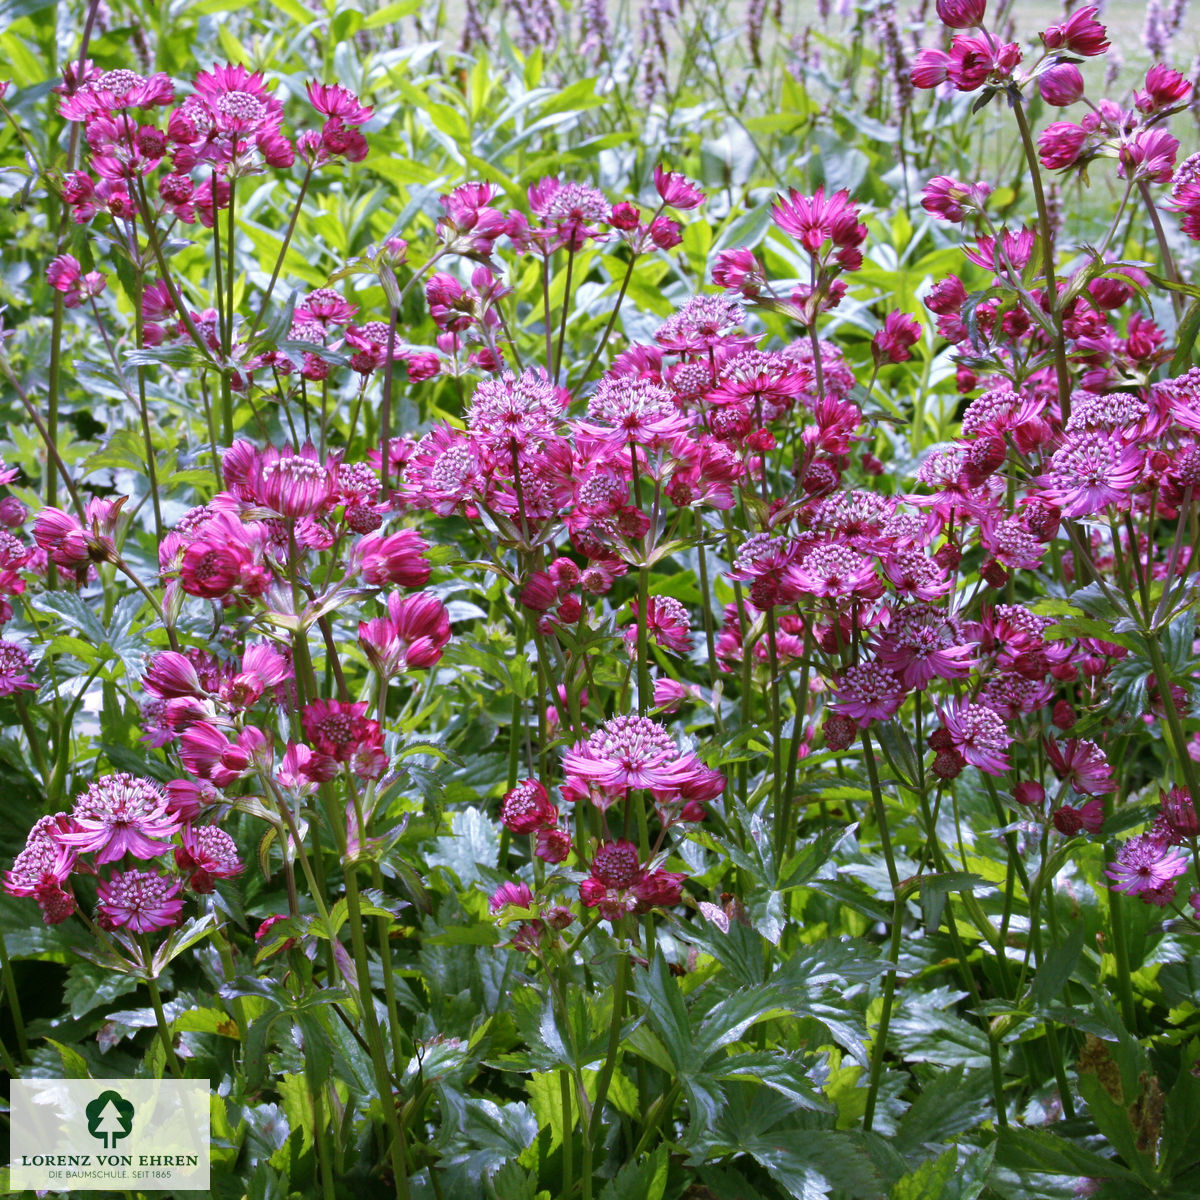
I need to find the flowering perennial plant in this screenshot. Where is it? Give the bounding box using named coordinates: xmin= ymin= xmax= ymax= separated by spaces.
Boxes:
xmin=0 ymin=1 xmax=1199 ymax=1197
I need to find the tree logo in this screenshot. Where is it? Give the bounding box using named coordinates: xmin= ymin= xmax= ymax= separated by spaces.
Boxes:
xmin=85 ymin=1090 xmax=135 ymax=1149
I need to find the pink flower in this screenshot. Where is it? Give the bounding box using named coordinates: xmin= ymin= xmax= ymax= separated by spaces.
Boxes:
xmin=911 ymin=49 xmax=951 ymax=89
xmin=562 ymin=714 xmax=683 ymax=808
xmin=174 ymin=824 xmax=244 ymax=892
xmin=1106 ymin=834 xmax=1187 ymax=904
xmin=625 ymin=595 xmax=693 ymax=654
xmin=1044 ymin=738 xmax=1117 ymax=795
xmin=1038 ymin=62 xmax=1085 ymax=107
xmin=1038 ymin=432 xmax=1144 ymax=517
xmin=179 ymin=722 xmax=266 ymax=786
xmin=654 ymin=165 xmax=705 ymax=210
xmin=1041 ymin=6 xmax=1109 ymax=56
xmin=873 ymin=311 xmax=922 ymax=363
xmin=586 ymin=838 xmax=642 ymax=883
xmin=1052 ymin=800 xmax=1105 ymax=835
xmin=306 ymin=80 xmax=373 ymax=124
xmin=938 ymin=701 xmax=1012 ymax=775
xmin=935 ymin=0 xmax=985 ymax=27
xmin=489 ymin=880 xmax=533 ymax=913
xmin=1136 ymin=65 xmax=1192 ymax=114
xmin=945 ymin=35 xmax=1022 ymax=90
xmin=190 ymin=62 xmax=284 ymax=135
xmin=1119 ymin=128 xmax=1179 ymax=184
xmin=358 ymin=591 xmax=451 ymax=674
xmin=353 ymin=528 xmax=432 ymax=588
xmin=873 ymin=606 xmax=975 ymax=690
xmin=584 ymin=376 xmax=690 ymax=446
xmin=771 ymin=187 xmax=866 ymax=265
xmin=46 ymin=254 xmax=106 ymax=307
xmin=56 ymin=773 xmax=181 ymax=863
xmin=783 ymin=543 xmax=882 ymax=601
xmin=96 ymin=869 xmax=184 ymax=932
xmin=302 ymin=699 xmax=382 ymax=763
xmin=142 ymin=651 xmax=205 ymax=699
xmin=535 ymin=828 xmax=572 ymax=863
xmin=250 ymin=442 xmax=337 ymax=519
xmin=5 ymin=814 xmax=78 ymax=923
xmin=921 ymin=176 xmax=991 ymax=222
xmin=1038 ymin=122 xmax=1089 ymax=169
xmin=830 ymin=662 xmax=907 ymax=727
xmin=500 ymin=780 xmax=558 ymax=834
xmin=0 ymin=640 xmax=36 ymax=695
xmin=633 ymin=869 xmax=686 ymax=909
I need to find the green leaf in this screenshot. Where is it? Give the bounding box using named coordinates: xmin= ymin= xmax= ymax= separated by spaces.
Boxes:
xmin=598 ymin=1146 xmax=669 ymax=1200
xmin=1171 ymin=297 xmax=1200 ymax=372
xmin=427 ymin=805 xmax=499 ymax=888
xmin=995 ymin=1126 xmax=1137 ymax=1182
xmin=637 ymin=951 xmax=697 ymax=1074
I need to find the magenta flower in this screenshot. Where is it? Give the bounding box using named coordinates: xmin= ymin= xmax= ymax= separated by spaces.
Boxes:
xmin=489 ymin=880 xmax=534 ymax=913
xmin=938 ymin=701 xmax=1012 ymax=775
xmin=190 ymin=62 xmax=284 ymax=134
xmin=873 ymin=607 xmax=975 ymax=690
xmin=46 ymin=254 xmax=106 ymax=308
xmin=535 ymin=828 xmax=572 ymax=863
xmin=174 ymin=825 xmax=244 ymax=893
xmin=1039 ymin=62 xmax=1085 ymax=107
xmin=783 ymin=543 xmax=883 ymax=601
xmin=354 ymin=528 xmax=432 ymax=588
xmin=921 ymin=176 xmax=991 ymax=223
xmin=302 ymin=699 xmax=382 ymax=764
xmin=1106 ymin=834 xmax=1188 ymax=905
xmin=1044 ymin=738 xmax=1117 ymax=796
xmin=359 ymin=591 xmax=451 ymax=674
xmin=830 ymin=662 xmax=907 ymax=727
xmin=179 ymin=722 xmax=265 ymax=787
xmin=306 ymin=80 xmax=373 ymax=124
xmin=1136 ymin=65 xmax=1192 ymax=114
xmin=625 ymin=595 xmax=693 ymax=655
xmin=562 ymin=715 xmax=683 ymax=808
xmin=142 ymin=651 xmax=205 ymax=700
xmin=935 ymin=0 xmax=985 ymax=27
xmin=873 ymin=311 xmax=922 ymax=364
xmin=653 ymin=165 xmax=705 ymax=210
xmin=1041 ymin=6 xmax=1109 ymax=56
xmin=585 ymin=376 xmax=690 ymax=446
xmin=527 ymin=178 xmax=610 ymax=252
xmin=251 ymin=442 xmax=337 ymax=519
xmin=0 ymin=640 xmax=36 ymax=695
xmin=56 ymin=774 xmax=181 ymax=864
xmin=500 ymin=780 xmax=558 ymax=835
xmin=1038 ymin=121 xmax=1089 ymax=170
xmin=771 ymin=187 xmax=866 ymax=265
xmin=96 ymin=869 xmax=184 ymax=932
xmin=5 ymin=814 xmax=77 ymax=923
xmin=1038 ymin=432 xmax=1144 ymax=517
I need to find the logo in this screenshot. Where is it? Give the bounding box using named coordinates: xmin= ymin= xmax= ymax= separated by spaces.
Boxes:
xmin=85 ymin=1090 xmax=135 ymax=1149
xmin=10 ymin=1079 xmax=210 ymax=1191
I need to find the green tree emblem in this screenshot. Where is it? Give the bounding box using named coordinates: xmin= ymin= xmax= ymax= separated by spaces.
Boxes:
xmin=85 ymin=1090 xmax=134 ymax=1149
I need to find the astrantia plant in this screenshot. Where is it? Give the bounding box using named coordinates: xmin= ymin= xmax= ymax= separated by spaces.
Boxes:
xmin=1 ymin=0 xmax=1199 ymax=1197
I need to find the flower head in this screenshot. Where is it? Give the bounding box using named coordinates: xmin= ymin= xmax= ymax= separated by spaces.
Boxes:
xmin=56 ymin=773 xmax=181 ymax=863
xmin=96 ymin=869 xmax=184 ymax=932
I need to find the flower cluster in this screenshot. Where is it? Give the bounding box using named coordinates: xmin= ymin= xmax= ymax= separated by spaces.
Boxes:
xmin=3 ymin=773 xmax=242 ymax=929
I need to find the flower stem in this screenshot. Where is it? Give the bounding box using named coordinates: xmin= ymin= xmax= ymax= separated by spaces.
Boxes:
xmin=860 ymin=727 xmax=901 ymax=1134
xmin=143 ymin=968 xmax=183 ymax=1080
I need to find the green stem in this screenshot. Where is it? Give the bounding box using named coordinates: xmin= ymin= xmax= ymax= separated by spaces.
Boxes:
xmin=860 ymin=728 xmax=901 ymax=1134
xmin=0 ymin=929 xmax=28 ymax=1060
xmin=1009 ymin=89 xmax=1073 ymax=420
xmin=143 ymin=969 xmax=183 ymax=1079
